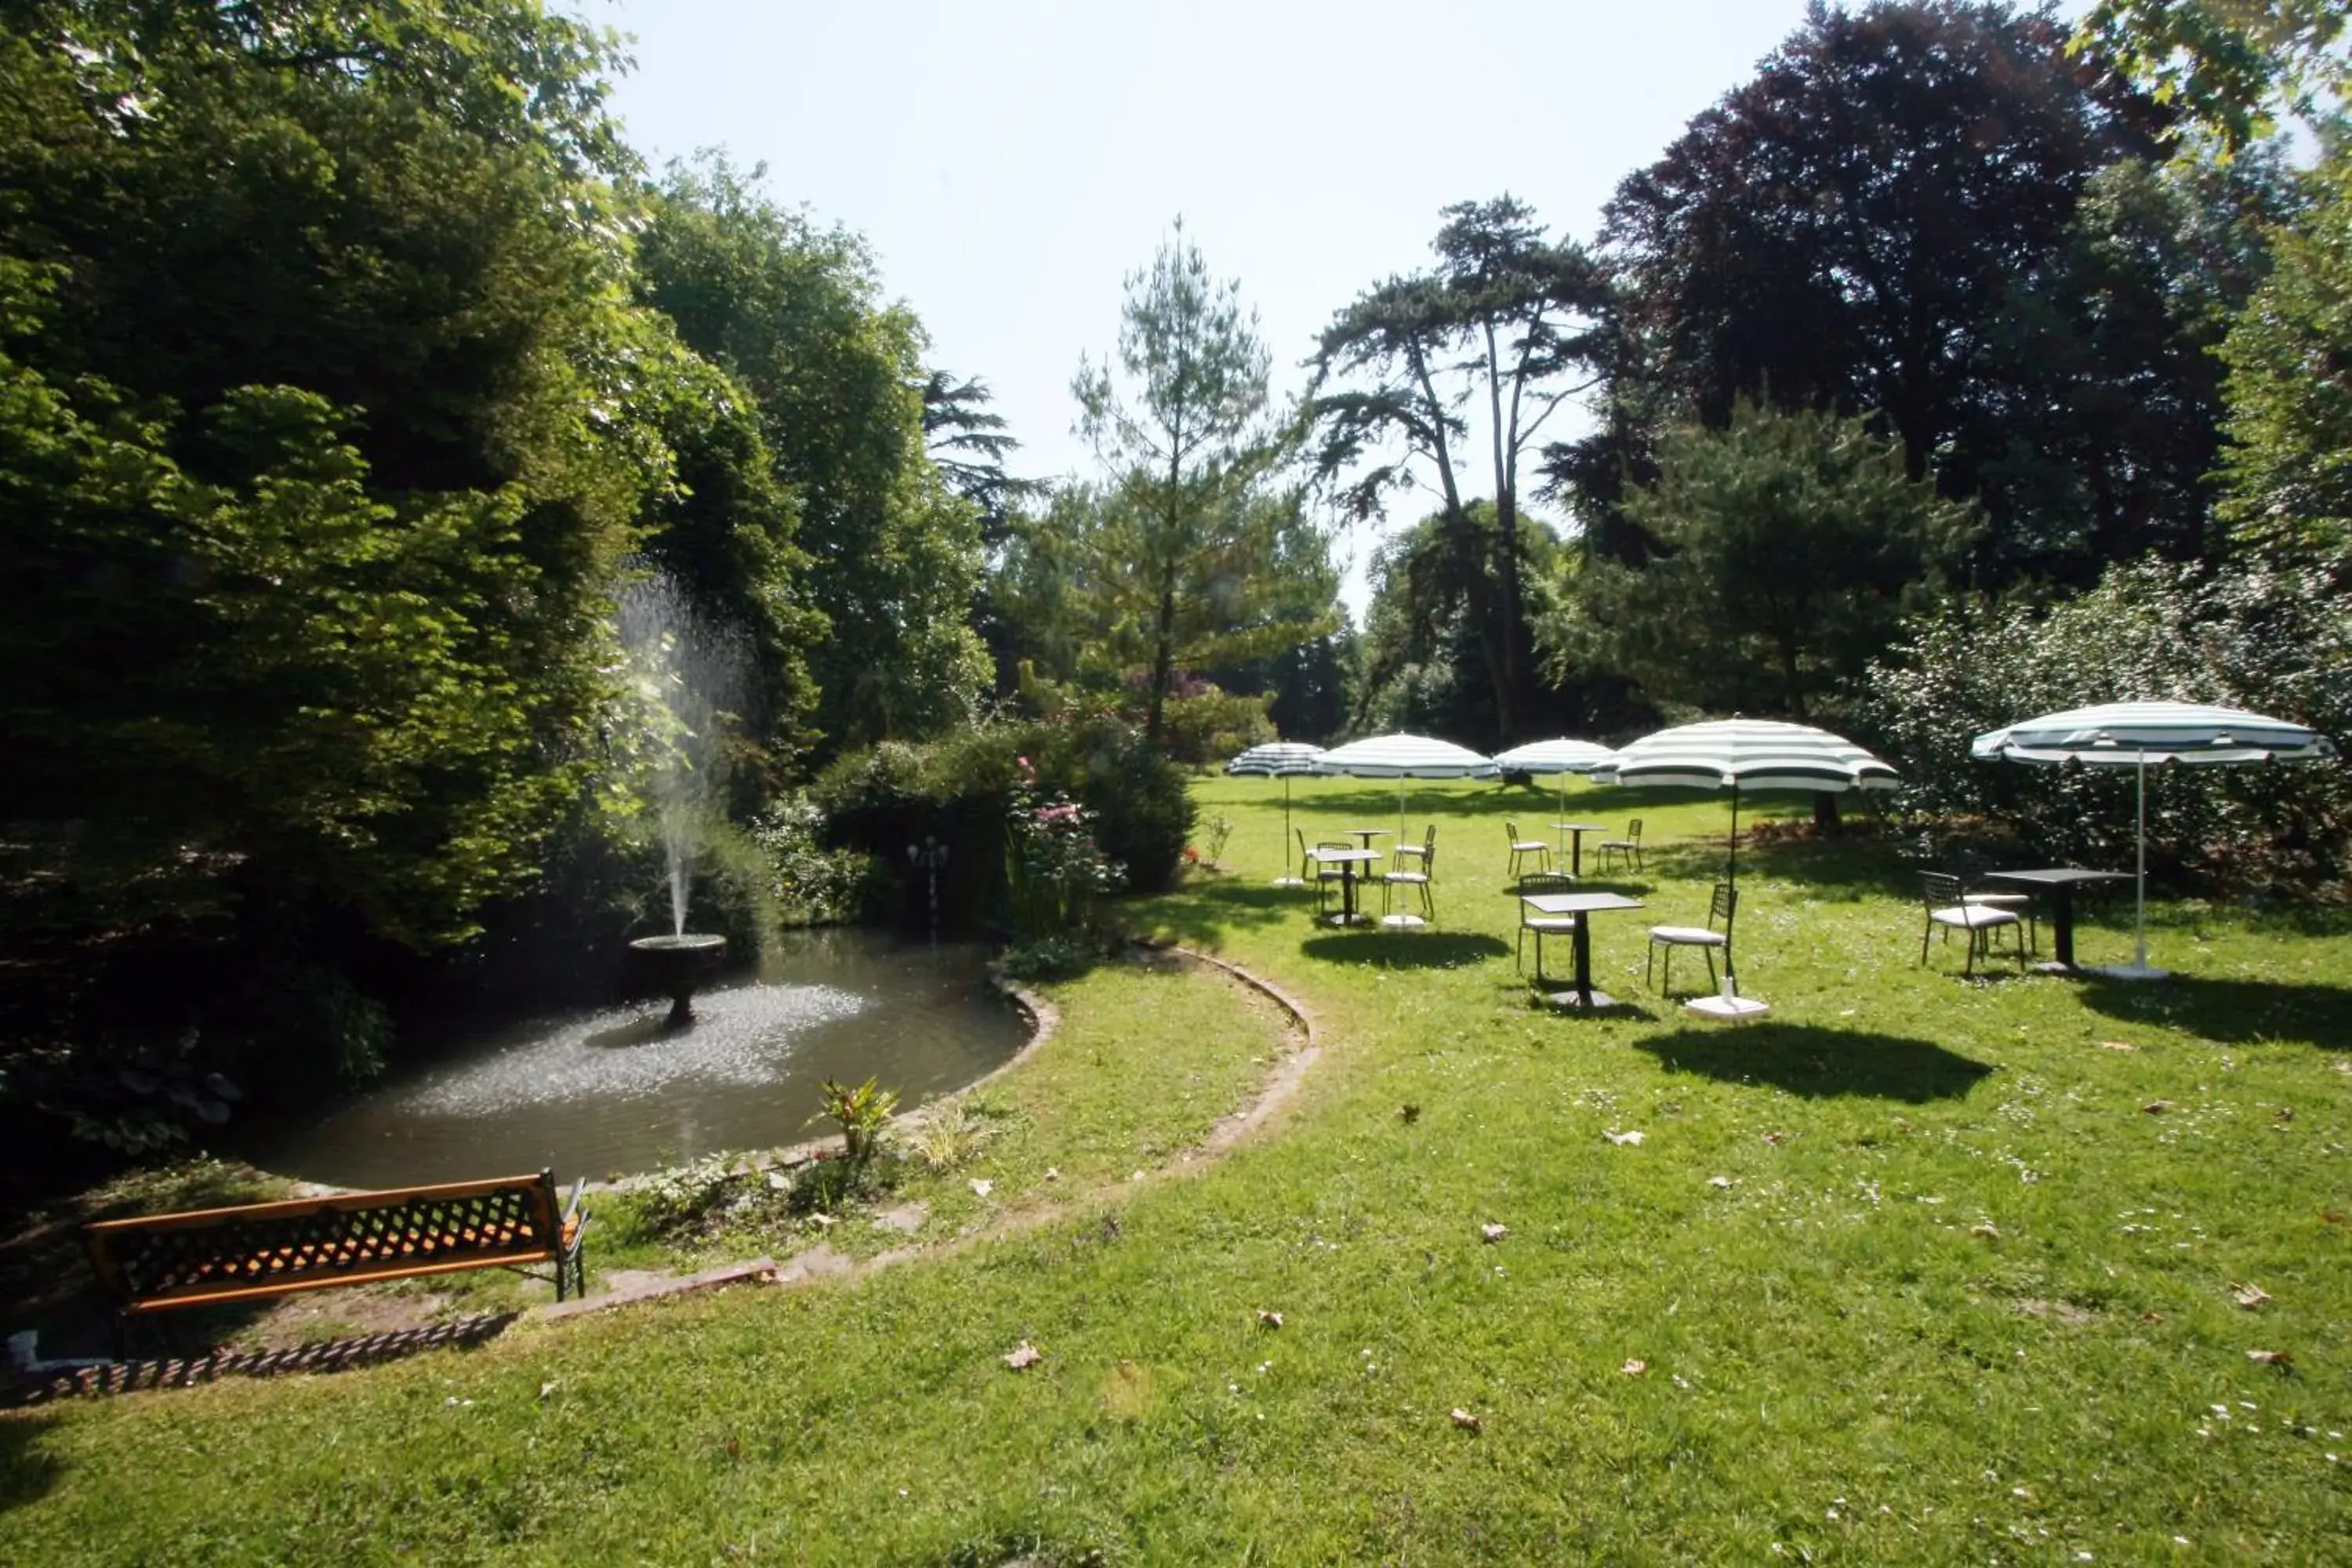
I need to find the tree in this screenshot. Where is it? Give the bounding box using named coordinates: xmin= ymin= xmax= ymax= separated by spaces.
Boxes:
xmin=996 ymin=478 xmax=1339 ymax=731
xmin=2079 ymin=0 xmax=2352 ymax=151
xmin=921 ymin=370 xmax=1038 ymax=546
xmin=1309 ymin=197 xmax=1610 ymax=742
xmin=634 ymin=154 xmax=988 ymax=750
xmin=0 ymin=0 xmax=676 ymax=1147
xmin=1574 ymin=1 xmax=2202 ymax=588
xmin=1570 ymin=401 xmax=1980 ymax=721
xmin=2212 ymin=158 xmax=2352 ymax=573
xmin=1072 ymin=222 xmax=1334 ymax=739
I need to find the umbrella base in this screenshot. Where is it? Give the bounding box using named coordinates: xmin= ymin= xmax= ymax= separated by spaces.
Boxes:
xmin=1378 ymin=913 xmax=1428 ymax=930
xmin=2090 ymin=960 xmax=2169 ymax=982
xmin=1271 ymin=876 xmax=1305 ymax=888
xmin=1684 ymin=993 xmax=1770 ymax=1022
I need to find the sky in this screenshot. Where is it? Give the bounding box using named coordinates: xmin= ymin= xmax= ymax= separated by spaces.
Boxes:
xmin=579 ymin=1 xmax=1866 ymax=616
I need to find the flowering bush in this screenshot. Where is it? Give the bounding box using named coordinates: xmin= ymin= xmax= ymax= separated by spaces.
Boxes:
xmin=1007 ymin=754 xmax=1124 ymax=942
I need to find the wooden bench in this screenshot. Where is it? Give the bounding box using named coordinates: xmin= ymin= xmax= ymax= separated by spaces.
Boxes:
xmin=84 ymin=1170 xmax=587 ymax=1356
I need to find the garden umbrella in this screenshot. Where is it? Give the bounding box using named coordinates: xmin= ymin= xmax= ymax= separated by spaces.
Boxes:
xmin=1312 ymin=734 xmax=1497 ymax=846
xmin=1597 ymin=718 xmax=1898 ymax=1018
xmin=1969 ymin=700 xmax=2336 ymax=980
xmin=1492 ymin=738 xmax=1621 ymax=854
xmin=1225 ymin=741 xmax=1327 ymax=886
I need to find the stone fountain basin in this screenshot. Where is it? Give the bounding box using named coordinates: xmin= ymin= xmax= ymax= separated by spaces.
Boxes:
xmin=630 ymin=933 xmax=727 ymax=1025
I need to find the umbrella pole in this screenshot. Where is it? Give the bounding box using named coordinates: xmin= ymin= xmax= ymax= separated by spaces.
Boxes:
xmin=1725 ymin=782 xmax=1740 ymax=993
xmin=1277 ymin=776 xmax=1296 ymax=886
xmin=2133 ymin=748 xmax=2149 ymax=971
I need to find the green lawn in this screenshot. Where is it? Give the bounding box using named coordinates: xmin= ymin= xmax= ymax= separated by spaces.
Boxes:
xmin=5 ymin=774 xmax=2350 ymax=1565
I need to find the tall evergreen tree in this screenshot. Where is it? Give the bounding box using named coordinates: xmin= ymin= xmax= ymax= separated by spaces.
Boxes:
xmin=1309 ymin=197 xmax=1610 ymax=741
xmin=1070 ymin=222 xmax=1334 ymax=739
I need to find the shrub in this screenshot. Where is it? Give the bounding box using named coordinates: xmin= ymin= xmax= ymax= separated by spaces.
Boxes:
xmin=811 ymin=716 xmax=1194 ymax=930
xmin=1155 ymin=684 xmax=1276 ymax=764
xmin=1853 ymin=560 xmax=2352 ymax=895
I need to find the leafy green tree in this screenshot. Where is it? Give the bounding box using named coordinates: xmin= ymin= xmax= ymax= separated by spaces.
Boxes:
xmin=922 ymin=370 xmax=1038 ymax=546
xmin=1573 ymin=1 xmax=2205 ymax=588
xmin=997 ymin=477 xmax=1338 ymax=733
xmin=1310 ymin=197 xmax=1610 ymax=741
xmin=1570 ymin=401 xmax=1980 ymax=720
xmin=0 ymin=0 xmax=655 ymax=950
xmin=1072 ymin=222 xmax=1335 ymax=739
xmin=2079 ymin=0 xmax=2351 ymax=151
xmin=634 ymin=154 xmax=988 ymax=750
xmin=2212 ymin=158 xmax=2352 ymax=573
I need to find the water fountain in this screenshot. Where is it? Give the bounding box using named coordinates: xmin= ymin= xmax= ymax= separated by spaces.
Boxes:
xmin=238 ymin=568 xmax=1039 ymax=1189
xmin=616 ymin=570 xmax=743 ymax=1028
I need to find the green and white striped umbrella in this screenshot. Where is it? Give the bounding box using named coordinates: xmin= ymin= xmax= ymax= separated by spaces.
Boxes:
xmin=1313 ymin=734 xmax=1496 ymax=844
xmin=1972 ymin=700 xmax=2336 ymax=978
xmin=1493 ymin=738 xmax=1622 ymax=851
xmin=1599 ymin=718 xmax=1898 ymax=794
xmin=1595 ymin=719 xmax=1897 ymax=1005
xmin=1225 ymin=742 xmax=1327 ymax=886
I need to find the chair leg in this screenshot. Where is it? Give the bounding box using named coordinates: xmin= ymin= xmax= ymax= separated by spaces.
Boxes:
xmin=1920 ymin=917 xmax=1931 ymax=965
xmin=1646 ymin=939 xmax=1657 ymax=990
xmin=1660 ymin=942 xmax=1673 ymax=996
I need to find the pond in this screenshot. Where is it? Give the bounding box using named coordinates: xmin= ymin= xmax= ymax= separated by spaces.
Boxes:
xmin=246 ymin=928 xmax=1029 ymax=1189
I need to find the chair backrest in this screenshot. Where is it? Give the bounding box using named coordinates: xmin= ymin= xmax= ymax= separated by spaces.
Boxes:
xmin=1518 ymin=871 xmax=1575 ymax=897
xmin=1506 ymin=820 xmax=1521 ymax=840
xmin=1419 ymin=828 xmax=1437 ymax=875
xmin=1625 ymin=818 xmax=1643 ymax=842
xmin=1920 ymin=870 xmax=1963 ymax=907
xmin=1708 ymin=882 xmax=1737 ymax=931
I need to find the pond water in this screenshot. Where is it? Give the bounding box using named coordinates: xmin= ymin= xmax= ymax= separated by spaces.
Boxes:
xmin=247 ymin=928 xmax=1029 ymax=1189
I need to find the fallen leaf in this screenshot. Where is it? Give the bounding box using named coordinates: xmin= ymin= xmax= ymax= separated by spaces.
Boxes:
xmin=969 ymin=1178 xmax=993 ymax=1197
xmin=2143 ymin=1101 xmax=2176 ymax=1115
xmin=2276 ymin=1106 xmax=2295 ymax=1122
xmin=1972 ymin=1221 xmax=2001 ymax=1239
xmin=1621 ymin=1359 xmax=1648 ymax=1377
xmin=2247 ymin=1348 xmax=2295 ymax=1367
xmin=1450 ymin=1407 xmax=1483 ymax=1432
xmin=1708 ymin=1176 xmax=1735 ymax=1189
xmin=808 ymin=1211 xmax=837 ymax=1229
xmin=1481 ymin=1222 xmax=1509 ymax=1243
xmin=1605 ymin=1129 xmax=1646 ymax=1146
xmin=1003 ymin=1341 xmax=1042 ymax=1371
xmin=2234 ymin=1283 xmax=2272 ymax=1309
xmin=539 ymin=1381 xmax=558 ymax=1400
xmin=2096 ymin=1040 xmax=2137 ymax=1052
xmin=1399 ymin=1104 xmax=1421 ymax=1124
xmin=1043 ymin=1167 xmax=1060 ymax=1181
xmin=1762 ymin=1131 xmax=1786 ymax=1146
xmin=1257 ymin=1310 xmax=1283 ymax=1330
xmin=2140 ymin=1312 xmax=2165 ymax=1323
xmin=2323 ymin=1211 xmax=2347 ymax=1227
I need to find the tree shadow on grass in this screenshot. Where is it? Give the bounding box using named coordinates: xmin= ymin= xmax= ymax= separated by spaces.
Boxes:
xmin=1636 ymin=1025 xmax=1996 ymax=1103
xmin=2074 ymin=975 xmax=2352 ymax=1049
xmin=0 ymin=1414 xmax=64 ymax=1513
xmin=1300 ymin=932 xmax=1512 ymax=970
xmin=1137 ymin=878 xmax=1305 ymax=951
